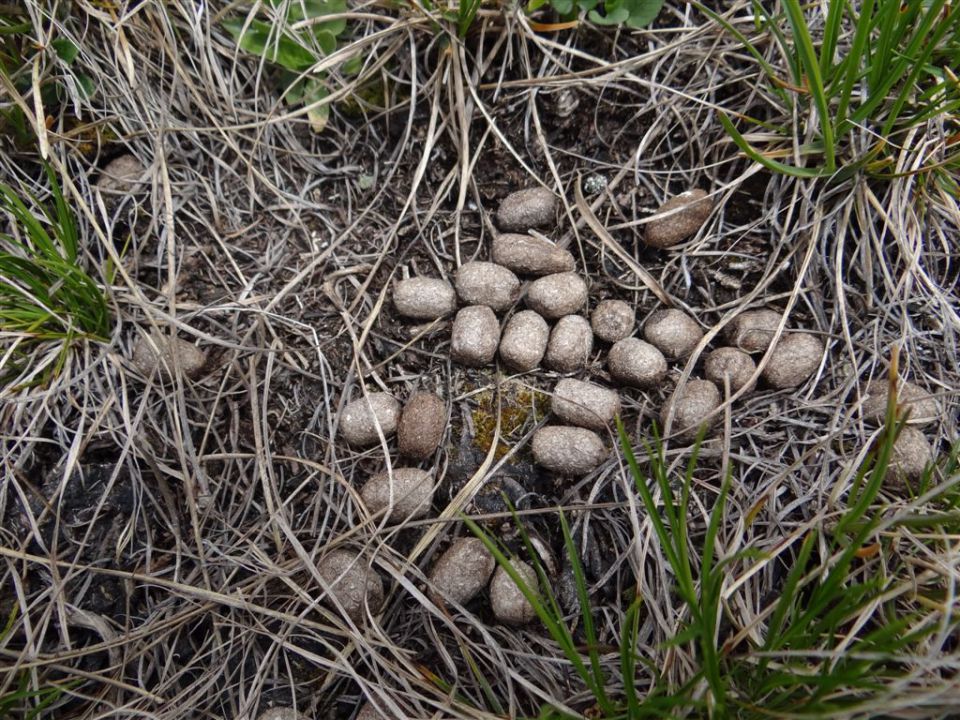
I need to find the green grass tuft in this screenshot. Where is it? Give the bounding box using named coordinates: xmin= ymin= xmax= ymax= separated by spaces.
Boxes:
xmin=706 ymin=0 xmax=960 ymax=180
xmin=0 ymin=164 xmax=111 ymax=383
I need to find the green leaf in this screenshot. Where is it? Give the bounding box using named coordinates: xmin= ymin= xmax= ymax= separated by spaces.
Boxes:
xmin=550 ymin=0 xmax=575 ymax=15
xmin=588 ymin=6 xmax=630 ymax=25
xmin=302 ymin=79 xmax=330 ymax=133
xmin=75 ymin=73 xmax=95 ymax=99
xmin=623 ymin=0 xmax=665 ymax=28
xmin=312 ymin=29 xmax=337 ymax=55
xmin=51 ymin=37 xmax=79 ymax=64
xmin=222 ymin=17 xmax=317 ymax=71
xmin=342 ymin=55 xmax=362 ymax=75
xmin=272 ymin=0 xmax=348 ymax=36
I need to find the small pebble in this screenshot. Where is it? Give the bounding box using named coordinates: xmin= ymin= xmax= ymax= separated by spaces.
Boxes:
xmin=360 ymin=468 xmax=435 ymax=522
xmin=496 ymin=187 xmax=557 ymax=231
xmin=451 ymin=306 xmax=501 ymax=367
xmin=885 ymin=426 xmax=933 ymax=490
xmin=491 ymin=234 xmax=575 ymax=276
xmin=340 ymin=393 xmax=402 ymax=447
xmin=398 ymin=392 xmax=447 ymax=459
xmin=499 ymin=310 xmax=549 ymax=372
xmin=551 ymin=378 xmax=621 ymax=431
xmin=257 ymin=709 xmax=305 ymax=720
xmin=544 ymin=315 xmax=593 ymax=373
xmin=97 ymin=154 xmax=147 ymax=194
xmin=591 ymin=300 xmax=635 ymax=343
xmin=662 ymin=379 xmax=721 ymax=443
xmin=317 ymin=549 xmax=384 ymax=620
xmin=527 ymin=272 xmax=588 ymax=320
xmin=643 ymin=309 xmax=704 ymax=359
xmin=132 ymin=331 xmax=207 ymax=380
xmin=644 ymin=189 xmax=713 ymax=248
xmin=726 ymin=309 xmax=782 ymax=353
xmin=607 ymin=338 xmax=667 ymax=388
xmin=704 ymin=347 xmax=757 ymax=394
xmin=428 ymin=537 xmax=496 ymax=606
xmin=532 ymin=426 xmax=607 ymax=475
xmin=762 ymin=333 xmax=823 ymax=389
xmin=859 ymin=379 xmax=940 ymax=427
xmin=455 ymin=261 xmax=521 ymax=312
xmin=490 ymin=561 xmax=538 ymax=625
xmin=393 ymin=277 xmax=457 ymax=320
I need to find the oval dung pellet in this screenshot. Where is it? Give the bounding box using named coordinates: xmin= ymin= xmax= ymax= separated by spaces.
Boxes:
xmin=527 ymin=272 xmax=588 ymax=320
xmin=317 ymin=549 xmax=384 ymax=620
xmin=704 ymin=347 xmax=757 ymax=394
xmin=531 ymin=426 xmax=607 ymax=475
xmin=607 ymin=337 xmax=667 ymax=388
xmin=455 ymin=261 xmax=521 ymax=312
xmin=859 ymin=379 xmax=939 ymax=427
xmin=591 ymin=299 xmax=635 ymax=343
xmin=490 ymin=561 xmax=538 ymax=625
xmin=662 ymin=379 xmax=721 ymax=443
xmin=360 ymin=468 xmax=435 ymax=522
xmin=428 ymin=537 xmax=496 ymax=606
xmin=398 ymin=392 xmax=447 ymax=459
xmin=643 ymin=309 xmax=704 ymax=360
xmin=340 ymin=393 xmax=401 ymax=447
xmin=725 ymin=309 xmax=782 ymax=354
xmin=496 ymin=187 xmax=557 ymax=232
xmin=644 ymin=189 xmax=713 ymax=249
xmin=451 ymin=306 xmax=500 ymax=367
xmin=97 ymin=154 xmax=147 ymax=194
xmin=761 ymin=333 xmax=823 ymax=389
xmin=544 ymin=315 xmax=593 ymax=373
xmin=884 ymin=426 xmax=933 ymax=491
xmin=132 ymin=331 xmax=207 ymax=380
xmin=551 ymin=378 xmax=620 ymax=431
xmin=499 ymin=310 xmax=549 ymax=372
xmin=393 ymin=277 xmax=457 ymax=320
xmin=491 ymin=233 xmax=574 ymax=276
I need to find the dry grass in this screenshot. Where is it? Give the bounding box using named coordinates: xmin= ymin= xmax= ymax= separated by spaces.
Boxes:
xmin=0 ymin=1 xmax=957 ymax=718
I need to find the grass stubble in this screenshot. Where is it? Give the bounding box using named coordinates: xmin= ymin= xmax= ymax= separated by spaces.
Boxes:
xmin=0 ymin=1 xmax=957 ymax=718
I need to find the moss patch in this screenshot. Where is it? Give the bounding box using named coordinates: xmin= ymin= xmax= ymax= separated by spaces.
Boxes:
xmin=470 ymin=383 xmax=549 ymax=460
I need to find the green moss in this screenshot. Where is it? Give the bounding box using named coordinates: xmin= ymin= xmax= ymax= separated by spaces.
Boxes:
xmin=470 ymin=383 xmax=548 ymax=460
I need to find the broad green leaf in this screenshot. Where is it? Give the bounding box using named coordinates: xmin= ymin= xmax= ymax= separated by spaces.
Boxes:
xmin=312 ymin=29 xmax=337 ymax=55
xmin=270 ymin=0 xmax=348 ymax=36
xmin=550 ymin=0 xmax=574 ymax=15
xmin=222 ymin=17 xmax=316 ymax=71
xmin=588 ymin=5 xmax=630 ymax=25
xmin=75 ymin=73 xmax=95 ymax=99
xmin=623 ymin=0 xmax=666 ymax=27
xmin=51 ymin=37 xmax=79 ymax=64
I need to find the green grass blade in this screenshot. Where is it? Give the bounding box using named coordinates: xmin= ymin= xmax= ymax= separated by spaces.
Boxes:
xmin=717 ymin=111 xmax=835 ymax=178
xmin=854 ymin=0 xmax=952 ymax=126
xmin=558 ymin=511 xmax=612 ymax=713
xmin=819 ymin=0 xmax=845 ymax=80
xmin=764 ymin=531 xmax=816 ymax=653
xmin=691 ymin=2 xmax=789 ymax=105
xmin=833 ymin=0 xmax=876 ymax=135
xmin=620 ymin=596 xmax=643 ymax=717
xmin=462 ymin=515 xmax=596 ymax=699
xmin=781 ymin=0 xmax=835 ymax=171
xmin=44 ymin=163 xmax=78 ymax=260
